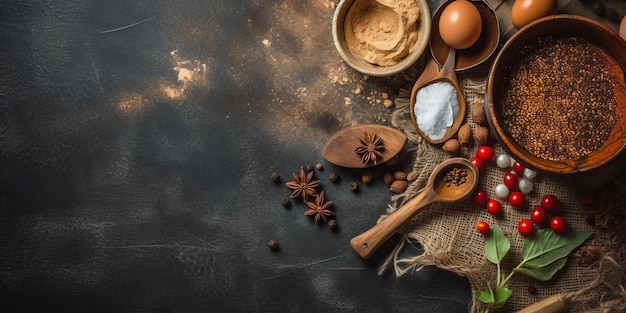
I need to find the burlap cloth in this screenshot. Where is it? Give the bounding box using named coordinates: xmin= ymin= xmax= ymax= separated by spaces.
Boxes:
xmin=381 ymin=59 xmax=626 ymax=312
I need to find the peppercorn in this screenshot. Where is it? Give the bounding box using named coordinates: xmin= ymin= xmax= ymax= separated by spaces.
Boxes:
xmin=305 ymin=164 xmax=314 ymax=172
xmin=267 ymin=239 xmax=279 ymax=250
xmin=271 ymin=171 xmax=280 ymax=183
xmin=316 ymin=163 xmax=323 ymax=170
xmin=328 ymin=219 xmax=337 ymax=229
xmin=444 ymin=167 xmax=467 ymax=187
xmin=348 ymin=181 xmax=358 ymax=191
xmin=329 ymin=171 xmax=339 ymax=182
xmin=281 ymin=197 xmax=291 ymax=208
xmin=591 ymin=3 xmax=606 ymax=15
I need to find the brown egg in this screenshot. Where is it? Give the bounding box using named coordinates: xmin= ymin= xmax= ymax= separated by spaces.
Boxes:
xmin=438 ymin=0 xmax=482 ymax=50
xmin=620 ymin=16 xmax=626 ymax=41
xmin=511 ymin=0 xmax=557 ymax=29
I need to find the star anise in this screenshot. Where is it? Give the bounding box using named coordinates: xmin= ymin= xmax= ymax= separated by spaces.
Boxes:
xmin=304 ymin=191 xmax=334 ymax=224
xmin=354 ymin=132 xmax=384 ymax=166
xmin=285 ymin=167 xmax=320 ymax=201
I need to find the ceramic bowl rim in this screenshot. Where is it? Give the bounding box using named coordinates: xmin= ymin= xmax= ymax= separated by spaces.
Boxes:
xmin=331 ymin=0 xmax=431 ymax=77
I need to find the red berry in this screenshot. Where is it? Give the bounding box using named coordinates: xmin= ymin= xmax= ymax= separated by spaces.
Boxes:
xmin=512 ymin=161 xmax=525 ymax=175
xmin=476 ymin=146 xmax=495 ymax=162
xmin=471 ymin=189 xmax=489 ymax=206
xmin=508 ymin=191 xmax=525 ymax=208
xmin=518 ymin=219 xmax=534 ymax=237
xmin=470 ymin=157 xmax=483 ymax=170
xmin=530 ymin=207 xmax=548 ymax=226
xmin=486 ymin=199 xmax=503 ymax=216
xmin=540 ymin=194 xmax=559 ymax=211
xmin=476 ymin=221 xmax=490 ymax=234
xmin=503 ymin=171 xmax=518 ymax=190
xmin=550 ymin=216 xmax=567 ymax=233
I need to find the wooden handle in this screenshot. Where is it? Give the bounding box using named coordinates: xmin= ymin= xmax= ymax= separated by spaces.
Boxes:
xmin=350 ymin=188 xmax=438 ymax=259
xmin=439 ymin=47 xmax=457 ymax=80
xmin=515 ymin=293 xmax=570 ymax=313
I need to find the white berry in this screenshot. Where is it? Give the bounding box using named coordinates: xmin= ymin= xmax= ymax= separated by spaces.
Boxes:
xmin=518 ymin=179 xmax=534 ymax=194
xmin=495 ymin=184 xmax=510 ymax=198
xmin=496 ymin=154 xmax=511 ymax=168
xmin=523 ymin=168 xmax=537 ymax=180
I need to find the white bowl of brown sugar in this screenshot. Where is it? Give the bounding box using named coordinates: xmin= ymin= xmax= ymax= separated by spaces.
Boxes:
xmin=486 ymin=15 xmax=626 ymax=177
xmin=332 ymin=0 xmax=431 ymax=76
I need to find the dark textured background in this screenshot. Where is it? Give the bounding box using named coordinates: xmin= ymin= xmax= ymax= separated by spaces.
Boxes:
xmin=0 ymin=0 xmax=473 ymax=312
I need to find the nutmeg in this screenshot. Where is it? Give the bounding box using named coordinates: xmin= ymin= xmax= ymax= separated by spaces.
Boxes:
xmin=389 ymin=180 xmax=408 ymax=194
xmin=473 ymin=125 xmax=489 ymax=146
xmin=472 ymin=99 xmax=487 ymax=125
xmin=442 ymin=138 xmax=461 ymax=155
xmin=393 ymin=170 xmax=408 ymax=181
xmin=457 ymin=123 xmax=471 ymax=145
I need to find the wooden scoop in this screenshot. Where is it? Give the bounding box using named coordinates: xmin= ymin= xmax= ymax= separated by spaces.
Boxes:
xmin=322 ymin=124 xmax=407 ymax=169
xmin=409 ymin=48 xmax=467 ymax=144
xmin=350 ymin=157 xmax=479 ymax=260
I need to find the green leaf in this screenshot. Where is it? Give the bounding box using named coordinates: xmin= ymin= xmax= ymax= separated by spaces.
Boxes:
xmin=475 ymin=289 xmax=494 ymax=304
xmin=521 ymin=229 xmax=592 ymax=268
xmin=485 ymin=226 xmax=510 ymax=265
xmin=514 ymin=257 xmax=567 ymax=281
xmin=492 ymin=286 xmax=513 ymax=309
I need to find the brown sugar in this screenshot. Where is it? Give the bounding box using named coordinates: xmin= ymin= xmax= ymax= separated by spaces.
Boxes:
xmin=498 ymin=36 xmax=618 ymax=161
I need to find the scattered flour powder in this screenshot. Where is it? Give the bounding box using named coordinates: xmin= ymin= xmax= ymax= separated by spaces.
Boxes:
xmin=413 ymin=81 xmax=459 ymax=140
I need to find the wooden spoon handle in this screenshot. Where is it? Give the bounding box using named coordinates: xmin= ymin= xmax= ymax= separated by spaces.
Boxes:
xmin=515 ymin=293 xmax=570 ymax=313
xmin=440 ymin=47 xmax=457 ymax=80
xmin=350 ymin=188 xmax=438 ymax=260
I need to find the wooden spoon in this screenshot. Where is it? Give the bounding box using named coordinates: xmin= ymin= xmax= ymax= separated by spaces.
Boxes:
xmin=350 ymin=157 xmax=479 ymax=260
xmin=409 ymin=47 xmax=467 ymax=144
xmin=322 ymin=124 xmax=407 ymax=169
xmin=515 ymin=293 xmax=571 ymax=313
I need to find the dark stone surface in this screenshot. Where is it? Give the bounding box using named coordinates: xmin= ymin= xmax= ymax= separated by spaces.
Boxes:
xmin=0 ymin=0 xmax=471 ymax=312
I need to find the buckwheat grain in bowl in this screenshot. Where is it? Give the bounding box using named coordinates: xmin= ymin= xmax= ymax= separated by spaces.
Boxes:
xmin=486 ymin=15 xmax=626 ymax=178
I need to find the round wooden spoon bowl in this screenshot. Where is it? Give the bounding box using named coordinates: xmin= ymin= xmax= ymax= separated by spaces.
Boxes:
xmin=410 ymin=48 xmax=467 ymax=144
xmin=350 ymin=157 xmax=479 ymax=259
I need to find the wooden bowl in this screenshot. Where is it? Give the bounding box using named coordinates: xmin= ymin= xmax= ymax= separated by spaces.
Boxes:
xmin=486 ymin=15 xmax=626 ymax=178
xmin=430 ymin=0 xmax=500 ymax=71
xmin=332 ymin=0 xmax=431 ymax=77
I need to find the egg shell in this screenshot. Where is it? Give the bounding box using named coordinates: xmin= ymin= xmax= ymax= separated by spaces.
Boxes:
xmin=511 ymin=0 xmax=557 ymax=29
xmin=438 ymin=0 xmax=483 ymax=50
xmin=619 ymin=16 xmax=626 ymax=40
